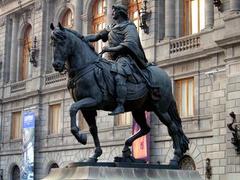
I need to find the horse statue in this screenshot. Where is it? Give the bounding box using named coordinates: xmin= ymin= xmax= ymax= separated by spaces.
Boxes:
xmin=50 ymin=23 xmax=189 ymax=166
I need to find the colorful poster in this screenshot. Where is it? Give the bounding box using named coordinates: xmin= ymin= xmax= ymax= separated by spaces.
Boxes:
xmin=132 ymin=112 xmax=150 ymax=162
xmin=21 ymin=111 xmax=35 ymax=180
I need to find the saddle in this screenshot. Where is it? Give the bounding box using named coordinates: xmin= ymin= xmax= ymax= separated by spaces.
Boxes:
xmin=94 ymin=59 xmax=161 ymax=101
xmin=93 ymin=59 xmax=146 ymax=100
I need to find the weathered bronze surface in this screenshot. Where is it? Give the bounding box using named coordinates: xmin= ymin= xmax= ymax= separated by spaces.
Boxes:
xmin=50 ymin=5 xmax=189 ymax=167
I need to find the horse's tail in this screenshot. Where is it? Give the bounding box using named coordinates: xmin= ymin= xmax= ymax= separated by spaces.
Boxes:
xmin=168 ymin=101 xmax=189 ymax=154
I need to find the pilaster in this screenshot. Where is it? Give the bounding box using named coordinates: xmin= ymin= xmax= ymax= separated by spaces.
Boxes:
xmin=205 ymin=0 xmax=214 ymax=29
xmin=165 ymin=0 xmax=175 ymax=39
xmin=9 ymin=15 xmax=19 ymax=82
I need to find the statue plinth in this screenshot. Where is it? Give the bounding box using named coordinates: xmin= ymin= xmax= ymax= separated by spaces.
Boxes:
xmin=42 ymin=162 xmax=202 ymax=180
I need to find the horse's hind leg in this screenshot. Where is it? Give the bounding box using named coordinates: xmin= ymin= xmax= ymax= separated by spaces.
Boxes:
xmin=69 ymin=97 xmax=97 ymax=145
xmin=82 ymin=110 xmax=102 ymax=162
xmin=122 ymin=109 xmax=150 ymax=159
xmin=153 ymin=102 xmax=189 ymax=166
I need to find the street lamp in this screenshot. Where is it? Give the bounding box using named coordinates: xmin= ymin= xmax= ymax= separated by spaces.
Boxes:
xmin=29 ymin=36 xmax=38 ymax=67
xmin=228 ymin=112 xmax=240 ymax=154
xmin=138 ymin=0 xmax=151 ymax=34
xmin=213 ymin=0 xmax=223 ymax=12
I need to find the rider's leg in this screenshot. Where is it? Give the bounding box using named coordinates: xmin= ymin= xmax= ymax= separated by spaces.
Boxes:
xmin=109 ymin=74 xmax=127 ymax=115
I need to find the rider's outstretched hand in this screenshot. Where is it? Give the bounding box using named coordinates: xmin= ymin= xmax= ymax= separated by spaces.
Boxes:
xmin=99 ymin=46 xmax=110 ymax=55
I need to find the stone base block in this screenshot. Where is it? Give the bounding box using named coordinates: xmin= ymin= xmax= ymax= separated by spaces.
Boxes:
xmin=42 ymin=166 xmax=202 ymax=180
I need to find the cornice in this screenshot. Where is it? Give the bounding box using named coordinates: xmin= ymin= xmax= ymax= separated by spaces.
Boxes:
xmin=2 ymin=90 xmax=40 ymax=103
xmin=0 ymin=0 xmax=34 ymax=17
xmin=215 ymin=33 xmax=240 ymax=48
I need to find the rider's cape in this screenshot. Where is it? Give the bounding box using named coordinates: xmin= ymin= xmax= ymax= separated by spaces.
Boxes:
xmin=98 ymin=21 xmax=148 ymax=69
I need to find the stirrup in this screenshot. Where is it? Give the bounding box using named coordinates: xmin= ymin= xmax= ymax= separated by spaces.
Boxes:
xmin=109 ymin=105 xmax=124 ymax=115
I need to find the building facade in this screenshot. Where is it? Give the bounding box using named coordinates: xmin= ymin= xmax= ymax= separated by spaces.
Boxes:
xmin=0 ymin=0 xmax=240 ymax=179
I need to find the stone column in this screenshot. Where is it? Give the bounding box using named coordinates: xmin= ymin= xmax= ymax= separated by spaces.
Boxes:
xmin=165 ymin=0 xmax=175 ymax=39
xmin=230 ymin=0 xmax=240 ymax=11
xmin=74 ymin=0 xmax=83 ymax=32
xmin=106 ymin=0 xmax=114 ymax=25
xmin=10 ymin=15 xmax=19 ymax=82
xmin=205 ymin=0 xmax=214 ymax=29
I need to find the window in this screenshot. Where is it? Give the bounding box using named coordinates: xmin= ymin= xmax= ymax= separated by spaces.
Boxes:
xmin=48 ymin=104 xmax=61 ymax=135
xmin=92 ymin=0 xmax=106 ymax=53
xmin=48 ymin=163 xmax=59 ymax=174
xmin=183 ymin=0 xmax=205 ymax=35
xmin=11 ymin=165 xmax=20 ymax=180
xmin=78 ymin=111 xmax=88 ymax=130
xmin=114 ymin=112 xmax=132 ymax=126
xmin=61 ymin=9 xmax=73 ymax=28
xmin=175 ymin=78 xmax=194 ymax=117
xmin=20 ymin=25 xmax=32 ymax=81
xmin=11 ymin=111 xmax=22 ymax=139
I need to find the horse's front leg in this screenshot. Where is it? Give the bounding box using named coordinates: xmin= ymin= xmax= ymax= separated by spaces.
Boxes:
xmin=69 ymin=97 xmax=97 ymax=145
xmin=122 ymin=110 xmax=150 ymax=160
xmin=82 ymin=110 xmax=102 ymax=162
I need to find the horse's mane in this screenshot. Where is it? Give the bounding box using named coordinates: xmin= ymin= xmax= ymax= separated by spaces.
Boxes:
xmin=64 ymin=28 xmax=97 ymax=54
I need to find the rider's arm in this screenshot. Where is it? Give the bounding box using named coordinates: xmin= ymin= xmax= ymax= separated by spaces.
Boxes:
xmin=106 ymin=45 xmax=125 ymax=52
xmin=100 ymin=44 xmax=126 ymax=54
xmin=84 ymin=29 xmax=109 ymax=42
xmin=83 ymin=34 xmax=101 ymax=42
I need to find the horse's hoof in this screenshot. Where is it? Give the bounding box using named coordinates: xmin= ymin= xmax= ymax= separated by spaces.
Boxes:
xmin=122 ymin=147 xmax=131 ymax=158
xmin=80 ymin=134 xmax=87 ymax=145
xmin=85 ymin=157 xmax=98 ymax=163
xmin=95 ymin=147 xmax=103 ymax=157
xmin=169 ymin=159 xmax=179 ymax=168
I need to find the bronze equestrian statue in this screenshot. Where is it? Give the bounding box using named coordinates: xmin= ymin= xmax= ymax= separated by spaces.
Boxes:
xmin=50 ymin=4 xmax=189 ymax=167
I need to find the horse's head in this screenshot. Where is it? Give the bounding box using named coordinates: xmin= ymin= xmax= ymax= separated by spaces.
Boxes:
xmin=50 ymin=22 xmax=71 ymax=72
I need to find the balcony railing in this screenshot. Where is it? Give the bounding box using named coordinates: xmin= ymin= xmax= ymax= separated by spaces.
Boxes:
xmin=170 ymin=35 xmax=200 ymax=54
xmin=11 ymin=81 xmax=26 ymax=93
xmin=45 ymin=72 xmax=67 ymax=86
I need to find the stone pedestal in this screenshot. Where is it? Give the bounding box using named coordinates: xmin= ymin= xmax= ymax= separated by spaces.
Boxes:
xmin=42 ymin=163 xmax=202 ymax=180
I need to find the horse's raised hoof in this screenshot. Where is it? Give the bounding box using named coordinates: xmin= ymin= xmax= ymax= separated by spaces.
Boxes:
xmin=79 ymin=133 xmax=87 ymax=145
xmin=71 ymin=126 xmax=79 ymax=134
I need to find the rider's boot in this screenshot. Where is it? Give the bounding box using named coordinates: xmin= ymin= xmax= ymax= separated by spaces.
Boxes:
xmin=109 ymin=75 xmax=127 ymax=115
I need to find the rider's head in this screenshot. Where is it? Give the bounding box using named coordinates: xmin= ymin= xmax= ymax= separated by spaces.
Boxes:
xmin=112 ymin=4 xmax=128 ymax=20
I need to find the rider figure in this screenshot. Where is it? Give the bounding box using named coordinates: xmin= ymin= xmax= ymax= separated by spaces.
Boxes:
xmin=84 ymin=4 xmax=148 ymax=115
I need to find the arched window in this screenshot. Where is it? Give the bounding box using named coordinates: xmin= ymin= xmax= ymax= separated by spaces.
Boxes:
xmin=128 ymin=0 xmax=142 ymax=31
xmin=11 ymin=165 xmax=20 ymax=180
xmin=61 ymin=9 xmax=73 ymax=28
xmin=48 ymin=163 xmax=59 ymax=174
xmin=92 ymin=0 xmax=106 ymax=53
xmin=20 ymin=25 xmax=32 ymax=81
xmin=179 ymin=155 xmax=196 ymax=170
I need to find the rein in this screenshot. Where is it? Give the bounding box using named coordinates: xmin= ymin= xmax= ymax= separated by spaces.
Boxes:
xmin=67 ymin=59 xmax=100 ymax=89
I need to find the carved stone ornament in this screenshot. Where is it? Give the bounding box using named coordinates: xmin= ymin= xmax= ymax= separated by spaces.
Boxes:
xmin=35 ymin=0 xmax=42 ymax=11
xmin=21 ymin=12 xmax=29 ymax=24
xmin=0 ymin=16 xmax=6 ymax=27
xmin=60 ymin=0 xmax=70 ymax=5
